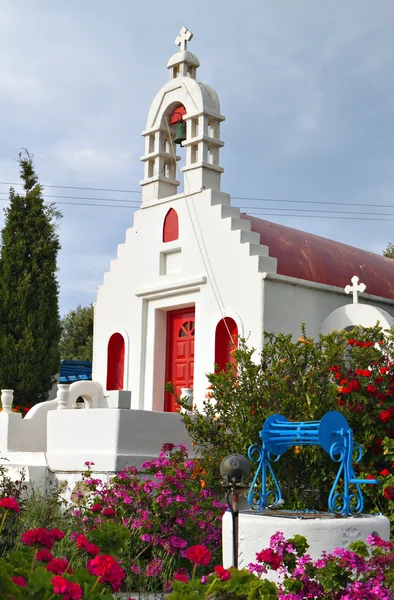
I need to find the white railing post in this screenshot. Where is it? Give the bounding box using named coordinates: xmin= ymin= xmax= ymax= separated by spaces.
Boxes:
xmin=1 ymin=389 xmax=14 ymax=414
xmin=57 ymin=384 xmax=70 ymax=410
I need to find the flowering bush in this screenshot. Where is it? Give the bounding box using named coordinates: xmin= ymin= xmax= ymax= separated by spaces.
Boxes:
xmin=181 ymin=325 xmax=394 ymax=521
xmin=168 ymin=532 xmax=394 ymax=599
xmin=72 ymin=443 xmax=226 ymax=594
xmin=0 ymin=497 xmax=127 ymax=598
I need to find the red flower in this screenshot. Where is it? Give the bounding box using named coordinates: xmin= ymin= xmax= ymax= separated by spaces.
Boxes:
xmin=214 ymin=565 xmax=231 ymax=581
xmin=90 ymin=503 xmax=102 ymax=512
xmin=87 ymin=554 xmax=125 ymax=592
xmin=173 ymin=572 xmax=188 ymax=583
xmin=36 ymin=549 xmax=54 ymax=562
xmin=356 ymin=369 xmax=370 ymax=377
xmin=51 ymin=576 xmax=82 ymax=600
xmin=184 ymin=545 xmax=212 ymax=566
xmin=0 ymin=497 xmax=20 ymax=512
xmin=383 ymin=486 xmax=394 ymax=500
xmin=12 ymin=575 xmax=27 ymax=587
xmin=46 ymin=558 xmax=70 ymax=575
xmin=63 ymin=582 xmax=83 ymax=600
xmin=347 ymin=339 xmax=355 ymax=345
xmin=380 ymin=367 xmax=389 ymax=374
xmin=86 ymin=543 xmax=101 ymax=555
xmin=366 ymin=385 xmax=378 ymax=396
xmin=102 ymin=507 xmax=115 ymax=516
xmin=380 ymin=469 xmax=390 ymax=477
xmin=75 ymin=533 xmax=89 ymax=549
xmin=49 ymin=528 xmax=65 ymax=541
xmin=379 ymin=410 xmax=392 ymax=423
xmin=255 ymin=548 xmax=282 ymax=570
xmin=330 ymin=365 xmax=341 ymax=372
xmin=337 ymin=400 xmax=345 ymax=406
xmin=21 ymin=528 xmax=56 ymax=549
xmin=51 ymin=576 xmax=69 ymax=594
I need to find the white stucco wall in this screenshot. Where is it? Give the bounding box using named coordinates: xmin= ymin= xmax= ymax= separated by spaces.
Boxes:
xmin=93 ymin=189 xmax=272 ymax=412
xmin=262 ymin=273 xmax=394 ymax=340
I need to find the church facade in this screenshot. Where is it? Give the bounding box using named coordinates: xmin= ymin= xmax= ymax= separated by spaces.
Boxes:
xmin=92 ymin=28 xmax=394 ymax=414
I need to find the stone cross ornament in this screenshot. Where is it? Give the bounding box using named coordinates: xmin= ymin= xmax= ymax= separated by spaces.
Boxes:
xmin=175 ymin=26 xmax=193 ymax=52
xmin=344 ymin=275 xmax=366 ymax=304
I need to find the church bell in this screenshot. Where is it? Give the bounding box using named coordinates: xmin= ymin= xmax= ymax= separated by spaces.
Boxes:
xmin=173 ymin=120 xmax=187 ymax=144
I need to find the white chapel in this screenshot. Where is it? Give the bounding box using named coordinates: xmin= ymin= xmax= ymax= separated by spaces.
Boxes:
xmin=92 ymin=27 xmax=394 ymax=413
xmin=1 ymin=28 xmax=394 ymax=487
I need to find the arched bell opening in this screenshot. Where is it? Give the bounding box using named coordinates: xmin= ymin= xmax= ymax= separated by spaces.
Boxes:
xmin=161 ymin=102 xmax=187 ymax=193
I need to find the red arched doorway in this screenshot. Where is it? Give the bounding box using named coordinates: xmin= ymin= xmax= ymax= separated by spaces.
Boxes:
xmin=215 ymin=317 xmax=238 ymax=372
xmin=106 ymin=333 xmax=125 ymax=390
xmin=165 ymin=307 xmax=195 ymax=412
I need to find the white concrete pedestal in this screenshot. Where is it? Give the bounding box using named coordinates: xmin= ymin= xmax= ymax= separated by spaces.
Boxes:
xmin=223 ymin=510 xmax=390 ymax=572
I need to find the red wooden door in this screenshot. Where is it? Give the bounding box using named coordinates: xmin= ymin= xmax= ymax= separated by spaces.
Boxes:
xmin=165 ymin=308 xmax=195 ymax=412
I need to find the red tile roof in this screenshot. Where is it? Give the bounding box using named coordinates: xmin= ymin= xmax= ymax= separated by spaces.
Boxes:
xmin=241 ymin=214 xmax=394 ymax=300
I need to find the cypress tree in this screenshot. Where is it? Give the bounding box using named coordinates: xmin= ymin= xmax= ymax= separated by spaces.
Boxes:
xmin=0 ymin=151 xmax=62 ymax=406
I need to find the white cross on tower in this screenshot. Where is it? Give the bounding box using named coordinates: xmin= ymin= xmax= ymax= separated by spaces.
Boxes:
xmin=175 ymin=26 xmax=193 ymax=52
xmin=344 ymin=275 xmax=366 ymax=304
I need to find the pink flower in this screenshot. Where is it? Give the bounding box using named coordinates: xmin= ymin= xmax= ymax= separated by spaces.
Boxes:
xmin=12 ymin=575 xmax=27 ymax=587
xmin=0 ymin=497 xmax=20 ymax=512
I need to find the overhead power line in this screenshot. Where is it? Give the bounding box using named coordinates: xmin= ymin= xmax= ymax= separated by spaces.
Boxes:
xmin=0 ymin=191 xmax=140 ymax=205
xmin=1 ymin=180 xmax=394 ymax=209
xmin=0 ymin=181 xmax=139 ymax=194
xmin=1 ymin=191 xmax=393 ymax=216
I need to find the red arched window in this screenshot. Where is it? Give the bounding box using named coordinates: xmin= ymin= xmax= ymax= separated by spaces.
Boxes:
xmin=163 ymin=208 xmax=179 ymax=242
xmin=106 ymin=333 xmax=125 ymax=390
xmin=215 ymin=317 xmax=238 ymax=372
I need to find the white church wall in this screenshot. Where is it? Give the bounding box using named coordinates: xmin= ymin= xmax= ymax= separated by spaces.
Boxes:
xmin=262 ymin=273 xmax=394 ymax=339
xmin=93 ymin=188 xmax=266 ymax=412
xmin=46 ymin=409 xmax=193 ymax=472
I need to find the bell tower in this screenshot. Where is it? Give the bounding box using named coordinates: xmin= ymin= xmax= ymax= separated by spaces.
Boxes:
xmin=140 ymin=27 xmax=225 ymax=207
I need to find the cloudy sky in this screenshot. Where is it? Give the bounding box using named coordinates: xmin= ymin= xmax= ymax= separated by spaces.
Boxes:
xmin=1 ymin=1 xmax=393 ymax=315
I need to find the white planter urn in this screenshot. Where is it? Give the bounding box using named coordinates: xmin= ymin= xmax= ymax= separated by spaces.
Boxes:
xmin=180 ymin=387 xmax=193 ymax=412
xmin=57 ymin=384 xmax=71 ymax=410
xmin=1 ymin=389 xmax=14 ymax=414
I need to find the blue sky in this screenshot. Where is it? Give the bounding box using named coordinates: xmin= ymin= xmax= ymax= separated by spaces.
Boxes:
xmin=1 ymin=1 xmax=393 ymax=315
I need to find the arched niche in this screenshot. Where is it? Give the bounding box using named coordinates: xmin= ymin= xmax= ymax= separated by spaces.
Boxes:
xmin=163 ymin=208 xmax=179 ymax=242
xmin=320 ymin=304 xmax=393 ymax=335
xmin=215 ymin=317 xmax=238 ymax=372
xmin=106 ymin=333 xmax=125 ymax=391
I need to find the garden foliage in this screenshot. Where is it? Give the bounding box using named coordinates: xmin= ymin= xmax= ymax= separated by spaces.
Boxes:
xmin=180 ymin=325 xmax=394 ymax=522
xmin=59 ymin=305 xmax=94 ymax=362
